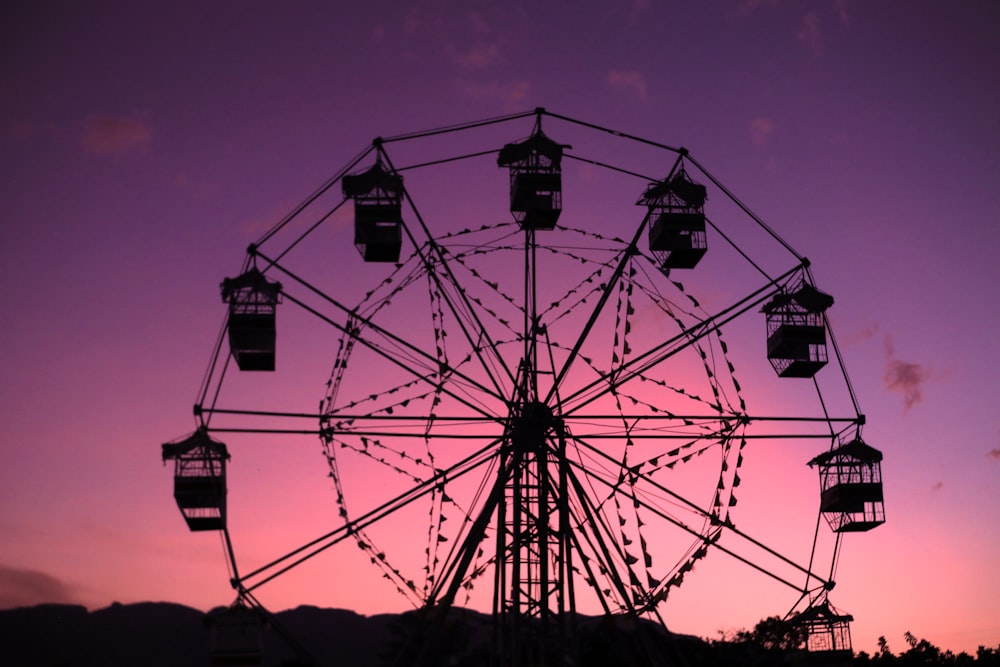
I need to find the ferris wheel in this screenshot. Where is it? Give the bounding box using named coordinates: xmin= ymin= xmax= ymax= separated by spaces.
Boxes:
xmin=162 ymin=109 xmax=885 ymax=666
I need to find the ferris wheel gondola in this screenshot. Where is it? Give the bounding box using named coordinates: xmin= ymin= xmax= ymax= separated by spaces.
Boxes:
xmin=162 ymin=108 xmax=884 ymax=666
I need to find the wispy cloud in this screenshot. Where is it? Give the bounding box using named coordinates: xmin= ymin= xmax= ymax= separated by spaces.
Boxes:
xmin=796 ymin=10 xmax=824 ymax=55
xmin=401 ymin=5 xmax=428 ymax=36
xmin=81 ymin=115 xmax=151 ymax=155
xmin=840 ymin=323 xmax=879 ymax=347
xmin=5 ymin=120 xmax=37 ymax=142
xmin=454 ymin=42 xmax=503 ymax=70
xmin=0 ymin=565 xmax=80 ymax=608
xmin=462 ymin=80 xmax=530 ymax=111
xmin=988 ymin=447 xmax=1000 ymax=461
xmin=5 ymin=120 xmax=63 ymax=144
xmin=750 ymin=117 xmax=776 ymax=146
xmin=731 ymin=0 xmax=780 ymax=18
xmin=833 ymin=0 xmax=850 ymax=25
xmin=626 ymin=0 xmax=653 ymax=27
xmin=731 ymin=1 xmax=847 ymax=53
xmin=466 ymin=9 xmax=492 ymax=35
xmin=607 ymin=69 xmax=647 ymax=101
xmin=882 ymin=336 xmax=930 ymax=413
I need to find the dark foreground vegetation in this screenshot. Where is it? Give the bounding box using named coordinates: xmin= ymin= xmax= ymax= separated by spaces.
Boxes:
xmin=710 ymin=617 xmax=1000 ymax=667
xmin=0 ymin=603 xmax=996 ymax=666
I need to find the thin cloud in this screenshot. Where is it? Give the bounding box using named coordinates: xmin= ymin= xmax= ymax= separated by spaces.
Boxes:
xmin=466 ymin=9 xmax=492 ymax=35
xmin=988 ymin=448 xmax=1000 ymax=461
xmin=731 ymin=0 xmax=780 ymax=18
xmin=731 ymin=2 xmax=847 ymax=50
xmin=840 ymin=323 xmax=879 ymax=347
xmin=5 ymin=120 xmax=36 ymax=142
xmin=750 ymin=117 xmax=776 ymax=146
xmin=883 ymin=358 xmax=928 ymax=412
xmin=607 ymin=69 xmax=647 ymax=101
xmin=796 ymin=10 xmax=824 ymax=55
xmin=172 ymin=171 xmax=219 ymax=201
xmin=462 ymin=80 xmax=530 ymax=111
xmin=930 ymin=481 xmax=944 ymax=492
xmin=454 ymin=42 xmax=502 ymax=70
xmin=882 ymin=336 xmax=930 ymax=413
xmin=401 ymin=6 xmax=425 ymax=35
xmin=626 ymin=0 xmax=652 ymax=27
xmin=5 ymin=120 xmax=63 ymax=144
xmin=0 ymin=565 xmax=80 ymax=608
xmin=834 ymin=0 xmax=850 ymax=25
xmin=81 ymin=115 xmax=151 ymax=155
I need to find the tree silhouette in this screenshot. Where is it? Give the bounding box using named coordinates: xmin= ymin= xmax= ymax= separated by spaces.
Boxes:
xmin=851 ymin=631 xmax=999 ymax=667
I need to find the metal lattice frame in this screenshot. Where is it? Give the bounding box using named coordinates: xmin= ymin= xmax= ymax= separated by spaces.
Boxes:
xmin=176 ymin=109 xmax=874 ymax=667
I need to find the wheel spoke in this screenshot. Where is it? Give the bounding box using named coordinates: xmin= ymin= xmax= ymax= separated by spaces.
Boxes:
xmin=168 ymin=109 xmax=879 ymax=667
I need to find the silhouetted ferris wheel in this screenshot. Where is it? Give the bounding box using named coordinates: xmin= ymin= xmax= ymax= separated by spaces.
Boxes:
xmin=162 ymin=109 xmax=885 ymax=667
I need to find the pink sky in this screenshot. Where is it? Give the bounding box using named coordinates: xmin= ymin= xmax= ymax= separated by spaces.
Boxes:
xmin=2 ymin=0 xmax=998 ymax=657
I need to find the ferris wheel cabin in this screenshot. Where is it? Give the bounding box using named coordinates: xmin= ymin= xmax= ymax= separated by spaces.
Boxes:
xmin=810 ymin=437 xmax=885 ymax=533
xmin=498 ymin=130 xmax=566 ymax=230
xmin=221 ymin=268 xmax=281 ymax=372
xmin=640 ymin=169 xmax=709 ymax=272
xmin=762 ymin=282 xmax=834 ymax=378
xmin=343 ymin=161 xmax=404 ymax=262
xmin=206 ymin=603 xmax=265 ymax=667
xmin=793 ymin=602 xmax=855 ymax=658
xmin=162 ymin=429 xmax=230 ymax=532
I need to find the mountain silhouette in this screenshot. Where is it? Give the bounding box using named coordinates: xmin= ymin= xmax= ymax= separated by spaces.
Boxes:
xmin=0 ymin=601 xmax=720 ymax=666
xmin=0 ymin=602 xmax=400 ymax=667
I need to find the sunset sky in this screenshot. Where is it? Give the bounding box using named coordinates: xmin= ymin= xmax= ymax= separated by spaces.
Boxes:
xmin=2 ymin=0 xmax=998 ymax=658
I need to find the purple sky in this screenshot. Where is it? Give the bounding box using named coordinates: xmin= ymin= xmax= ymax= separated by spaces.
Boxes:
xmin=1 ymin=0 xmax=998 ymax=657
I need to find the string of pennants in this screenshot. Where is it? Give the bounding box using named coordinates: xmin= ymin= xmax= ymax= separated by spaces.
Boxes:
xmin=315 ymin=216 xmax=750 ymax=610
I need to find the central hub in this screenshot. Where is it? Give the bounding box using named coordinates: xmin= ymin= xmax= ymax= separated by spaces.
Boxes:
xmin=511 ymin=401 xmax=556 ymax=455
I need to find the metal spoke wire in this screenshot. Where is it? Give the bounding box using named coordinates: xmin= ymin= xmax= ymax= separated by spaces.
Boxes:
xmin=169 ymin=108 xmax=877 ymax=667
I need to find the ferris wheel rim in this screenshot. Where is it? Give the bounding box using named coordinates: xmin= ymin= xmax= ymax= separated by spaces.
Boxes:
xmin=169 ymin=110 xmax=878 ymax=663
